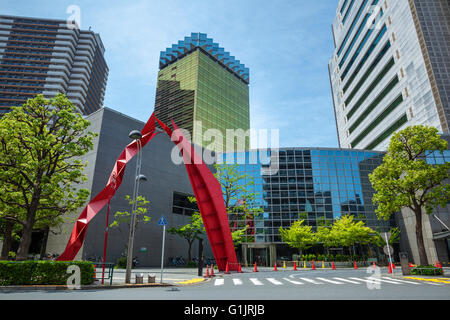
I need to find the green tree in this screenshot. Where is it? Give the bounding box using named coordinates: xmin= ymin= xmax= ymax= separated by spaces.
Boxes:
xmin=213 ymin=163 xmax=264 ymax=244
xmin=231 ymin=225 xmax=250 ymax=248
xmin=331 ymin=214 xmax=374 ymax=259
xmin=167 ymin=211 xmax=205 ymax=262
xmin=278 ymin=220 xmax=316 ymax=257
xmin=0 ymin=94 xmax=96 ymax=260
xmin=371 ymin=227 xmax=401 ymax=248
xmin=109 ymin=195 xmax=151 ymax=253
xmin=369 ymin=125 xmax=450 ymax=265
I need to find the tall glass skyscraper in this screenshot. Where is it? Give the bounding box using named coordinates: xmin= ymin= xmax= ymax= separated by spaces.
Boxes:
xmin=218 ymin=148 xmax=396 ymax=265
xmin=154 ymin=33 xmax=250 ymax=152
xmin=0 ymin=15 xmax=109 ymax=115
xmin=328 ymin=0 xmax=450 ymax=151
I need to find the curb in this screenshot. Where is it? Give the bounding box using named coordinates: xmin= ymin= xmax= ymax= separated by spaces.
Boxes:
xmin=0 ymin=282 xmax=174 ymax=291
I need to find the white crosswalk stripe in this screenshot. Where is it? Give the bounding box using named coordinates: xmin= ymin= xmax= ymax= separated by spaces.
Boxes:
xmin=332 ymin=277 xmax=362 ymax=284
xmin=316 ymin=277 xmax=344 ymax=284
xmin=366 ymin=277 xmax=404 ymax=284
xmin=349 ymin=277 xmax=382 ymax=285
xmin=283 ymin=278 xmax=304 ymax=285
xmin=267 ymin=278 xmax=283 ymax=285
xmin=298 ymin=277 xmax=323 ymax=284
xmin=350 ymin=277 xmax=386 ymax=284
xmin=215 ymin=276 xmax=427 ymax=287
xmin=249 ymin=278 xmax=264 ymax=286
xmin=382 ymin=277 xmax=421 ymax=285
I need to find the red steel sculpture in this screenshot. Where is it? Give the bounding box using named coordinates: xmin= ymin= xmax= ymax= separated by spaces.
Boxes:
xmin=57 ymin=112 xmax=238 ymax=271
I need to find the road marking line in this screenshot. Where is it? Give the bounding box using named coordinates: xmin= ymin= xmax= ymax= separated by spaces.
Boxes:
xmin=232 ymin=278 xmax=243 ymax=285
xmin=382 ymin=277 xmax=421 ymax=285
xmin=332 ymin=277 xmax=362 ymax=284
xmin=214 ymin=279 xmax=224 ymax=286
xmin=316 ymin=277 xmax=344 ymax=284
xmin=266 ymin=278 xmax=283 ymax=285
xmin=404 ymin=277 xmax=448 ymax=285
xmin=299 ymin=277 xmax=322 ymax=284
xmin=365 ymin=277 xmax=404 ymax=284
xmin=283 ymin=278 xmax=303 ymax=285
xmin=349 ymin=277 xmax=382 ymax=285
xmin=175 ymin=278 xmax=205 ymax=285
xmin=250 ymin=278 xmax=264 ymax=286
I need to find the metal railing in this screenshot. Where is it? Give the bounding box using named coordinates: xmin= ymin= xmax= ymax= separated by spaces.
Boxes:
xmin=93 ymin=262 xmax=115 ymax=285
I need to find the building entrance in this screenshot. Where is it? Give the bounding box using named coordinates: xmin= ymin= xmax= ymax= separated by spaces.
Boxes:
xmin=241 ymin=243 xmax=276 ymax=267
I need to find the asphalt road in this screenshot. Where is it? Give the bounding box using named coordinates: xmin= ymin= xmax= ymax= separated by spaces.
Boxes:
xmin=1 ymin=268 xmax=449 ymax=300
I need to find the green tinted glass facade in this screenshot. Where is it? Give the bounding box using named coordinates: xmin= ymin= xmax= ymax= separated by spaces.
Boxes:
xmin=155 ymin=48 xmax=250 ymax=152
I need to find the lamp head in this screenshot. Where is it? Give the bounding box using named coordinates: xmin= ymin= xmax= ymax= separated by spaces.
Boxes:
xmin=136 ymin=174 xmax=147 ymax=182
xmin=129 ymin=130 xmax=142 ymax=140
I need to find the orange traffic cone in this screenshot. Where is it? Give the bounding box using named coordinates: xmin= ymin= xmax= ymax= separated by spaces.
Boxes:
xmin=224 ymin=262 xmax=230 ymax=274
xmin=274 ymin=262 xmax=278 ymax=271
xmin=253 ymin=262 xmax=258 ymax=272
xmin=373 ymin=261 xmax=376 ymax=269
xmin=438 ymin=262 xmax=442 ymax=270
xmin=293 ymin=262 xmax=297 ymax=271
xmin=354 ymin=261 xmax=358 ymax=269
xmin=204 ymin=265 xmax=210 ymax=278
xmin=238 ymin=263 xmax=242 ymax=273
xmin=210 ymin=265 xmax=215 ymax=277
xmin=435 ymin=260 xmax=438 ymax=268
xmin=332 ymin=261 xmax=336 ymax=270
xmin=388 ymin=262 xmax=392 ymax=274
xmin=312 ymin=260 xmax=316 ymax=270
xmin=392 ymin=262 xmax=396 ymax=269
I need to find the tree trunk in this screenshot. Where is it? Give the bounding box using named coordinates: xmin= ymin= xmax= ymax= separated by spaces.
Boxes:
xmin=414 ymin=206 xmax=429 ymax=266
xmin=187 ymin=240 xmax=193 ymax=263
xmin=39 ymin=227 xmax=49 ymax=259
xmin=16 ymin=208 xmax=37 ymax=261
xmin=0 ymin=220 xmax=14 ymax=260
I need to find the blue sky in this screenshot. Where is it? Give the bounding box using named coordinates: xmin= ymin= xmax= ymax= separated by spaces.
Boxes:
xmin=3 ymin=0 xmax=339 ymax=148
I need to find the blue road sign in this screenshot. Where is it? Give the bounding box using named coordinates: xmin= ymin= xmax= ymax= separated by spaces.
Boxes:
xmin=158 ymin=216 xmax=168 ymax=226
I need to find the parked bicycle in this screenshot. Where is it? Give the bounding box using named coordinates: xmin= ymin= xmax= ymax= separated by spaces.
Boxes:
xmin=168 ymin=256 xmax=186 ymax=267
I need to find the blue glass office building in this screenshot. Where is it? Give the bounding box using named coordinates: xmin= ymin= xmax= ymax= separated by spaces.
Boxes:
xmin=219 ymin=147 xmax=397 ymax=265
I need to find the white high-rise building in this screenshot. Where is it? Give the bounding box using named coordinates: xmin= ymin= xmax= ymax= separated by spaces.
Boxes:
xmin=328 ymin=0 xmax=450 ymax=151
xmin=0 ymin=15 xmax=109 ymax=115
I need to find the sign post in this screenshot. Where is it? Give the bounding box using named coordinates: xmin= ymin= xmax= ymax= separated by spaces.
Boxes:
xmin=158 ymin=215 xmax=168 ymax=283
xmin=382 ymin=232 xmax=393 ymax=266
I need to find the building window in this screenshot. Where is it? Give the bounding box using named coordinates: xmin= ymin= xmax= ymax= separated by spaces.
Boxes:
xmin=172 ymin=192 xmax=198 ymax=216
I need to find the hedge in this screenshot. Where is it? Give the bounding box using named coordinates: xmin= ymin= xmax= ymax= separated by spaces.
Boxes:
xmin=410 ymin=265 xmax=443 ymax=276
xmin=0 ymin=261 xmax=95 ymax=286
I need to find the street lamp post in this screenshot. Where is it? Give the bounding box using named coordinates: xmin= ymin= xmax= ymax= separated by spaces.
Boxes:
xmin=125 ymin=130 xmax=146 ymax=284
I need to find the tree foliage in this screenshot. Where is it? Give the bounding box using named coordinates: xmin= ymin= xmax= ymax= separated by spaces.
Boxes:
xmin=369 ymin=125 xmax=450 ymax=265
xmin=372 ymin=227 xmax=401 ymax=248
xmin=213 ymin=163 xmax=264 ymax=243
xmin=0 ymin=94 xmax=96 ymax=260
xmin=109 ymin=195 xmax=151 ymax=253
xmin=167 ymin=211 xmax=205 ymax=262
xmin=278 ymin=220 xmax=316 ymax=255
xmin=370 ymin=126 xmax=449 ymax=218
xmin=331 ymin=214 xmax=374 ymax=248
xmin=282 ymin=215 xmax=375 ymax=259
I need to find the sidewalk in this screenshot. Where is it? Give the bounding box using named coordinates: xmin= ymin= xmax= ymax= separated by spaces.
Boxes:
xmin=0 ymin=267 xmax=209 ymax=291
xmin=104 ymin=267 xmax=209 ymax=286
